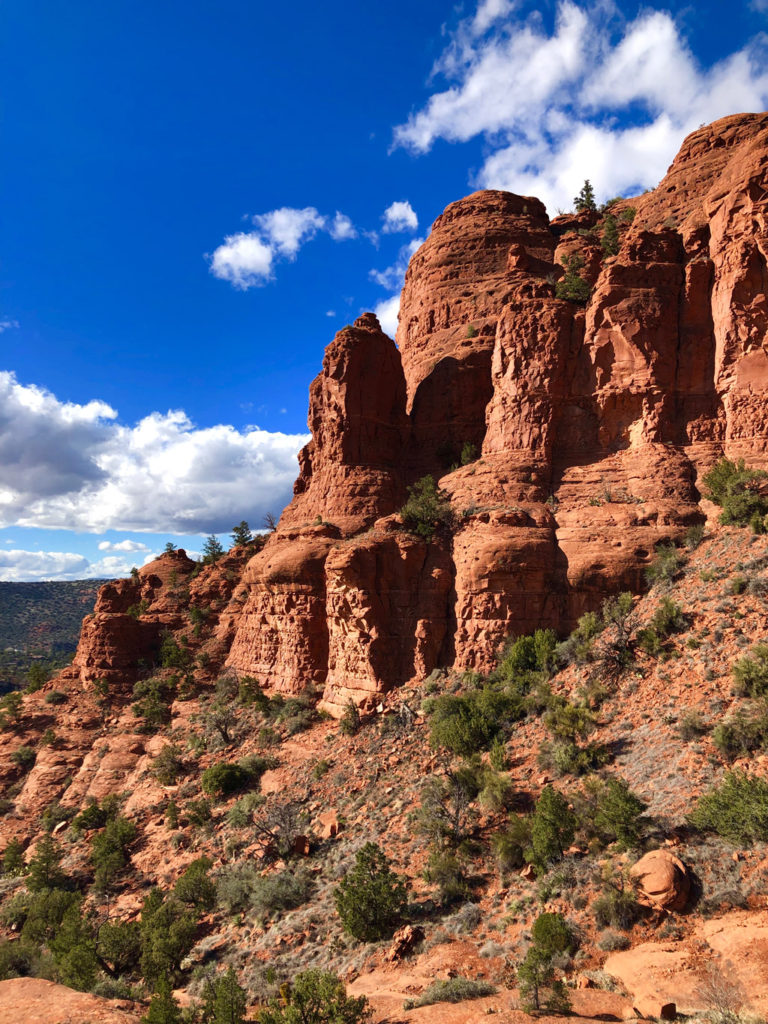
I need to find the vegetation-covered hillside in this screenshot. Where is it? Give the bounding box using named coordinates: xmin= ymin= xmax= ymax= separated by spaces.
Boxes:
xmin=0 ymin=581 xmax=103 ymax=693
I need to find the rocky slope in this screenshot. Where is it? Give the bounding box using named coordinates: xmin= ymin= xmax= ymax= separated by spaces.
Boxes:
xmin=1 ymin=112 xmax=768 ymax=1022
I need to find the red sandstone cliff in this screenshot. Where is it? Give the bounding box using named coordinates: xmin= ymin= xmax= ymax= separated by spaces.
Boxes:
xmin=63 ymin=113 xmax=768 ymax=713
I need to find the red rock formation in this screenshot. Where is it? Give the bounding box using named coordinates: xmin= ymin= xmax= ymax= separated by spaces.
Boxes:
xmin=61 ymin=114 xmax=768 ymax=706
xmin=280 ymin=312 xmax=410 ymax=535
xmin=226 ymin=523 xmax=339 ymax=693
xmin=322 ymin=517 xmax=454 ymax=712
xmin=398 ymin=191 xmax=554 ymax=475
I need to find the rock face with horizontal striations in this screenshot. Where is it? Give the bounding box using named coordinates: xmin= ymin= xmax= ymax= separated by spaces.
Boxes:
xmin=70 ymin=114 xmax=768 ymax=711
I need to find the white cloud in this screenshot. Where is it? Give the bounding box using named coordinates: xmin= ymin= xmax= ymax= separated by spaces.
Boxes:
xmin=329 ymin=212 xmax=357 ymax=240
xmin=370 ymin=237 xmax=424 ymax=290
xmin=0 ymin=549 xmax=90 ymax=582
xmin=0 ymin=371 xmax=309 ymax=535
xmin=252 ymin=206 xmax=326 ymax=256
xmin=374 ymin=294 xmax=401 ymax=338
xmin=97 ymin=539 xmax=150 ymax=552
xmin=472 ymin=0 xmax=516 ymax=36
xmin=751 ymin=0 xmax=768 ymax=11
xmin=0 ymin=320 xmax=19 ymax=334
xmin=382 ymin=200 xmax=419 ymax=233
xmin=210 ymin=206 xmax=357 ymax=289
xmin=209 ymin=231 xmax=274 ymax=289
xmin=392 ymin=1 xmax=768 ymax=213
xmin=325 ymin=310 xmax=336 ymax=317
xmin=0 ymin=547 xmax=161 ymax=582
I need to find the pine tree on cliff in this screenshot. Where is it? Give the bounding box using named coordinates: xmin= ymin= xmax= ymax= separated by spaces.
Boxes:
xmin=574 ymin=179 xmax=597 ymax=212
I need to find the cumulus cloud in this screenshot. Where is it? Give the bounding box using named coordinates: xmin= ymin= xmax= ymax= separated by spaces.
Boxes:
xmin=209 ymin=232 xmax=274 ymax=289
xmin=329 ymin=212 xmax=357 ymax=240
xmin=0 ymin=371 xmax=309 ymax=535
xmin=0 ymin=548 xmax=159 ymax=583
xmin=252 ymin=207 xmax=326 ymax=256
xmin=382 ymin=200 xmax=419 ymax=233
xmin=0 ymin=320 xmax=19 ymax=334
xmin=369 ymin=237 xmax=424 ymax=290
xmin=97 ymin=539 xmax=150 ymax=552
xmin=392 ymin=1 xmax=768 ymax=213
xmin=210 ymin=206 xmax=357 ymax=289
xmin=374 ymin=294 xmax=401 ymax=338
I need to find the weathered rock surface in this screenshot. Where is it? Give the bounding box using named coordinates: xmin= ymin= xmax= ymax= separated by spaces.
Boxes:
xmin=629 ymin=849 xmax=691 ymax=911
xmin=68 ymin=114 xmax=768 ymax=707
xmin=0 ymin=978 xmax=141 ymax=1024
xmin=280 ymin=312 xmax=410 ymax=535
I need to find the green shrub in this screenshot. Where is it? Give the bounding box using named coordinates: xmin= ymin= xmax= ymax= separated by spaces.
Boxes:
xmin=460 ymin=442 xmax=477 ymax=465
xmin=574 ymin=179 xmax=597 ymax=212
xmin=1 ymin=838 xmax=25 ymax=876
xmin=532 ymin=911 xmax=575 ymax=957
xmin=517 ymin=912 xmax=573 ymax=1013
xmin=258 ymin=969 xmax=370 ymax=1024
xmin=139 ymin=889 xmax=198 ymax=987
xmin=159 ymin=632 xmax=193 ymax=670
xmin=712 ymin=706 xmax=768 ymax=760
xmin=703 ymin=458 xmax=768 ymax=527
xmin=202 ymin=966 xmax=248 ymax=1024
xmin=201 ymin=762 xmax=252 ymax=797
xmin=142 ymin=977 xmax=182 ymax=1023
xmin=153 ymin=744 xmax=185 ymax=786
xmin=334 ymin=842 xmax=408 ymax=942
xmin=226 ymin=791 xmax=265 ymax=828
xmin=406 ymin=977 xmax=496 ymax=1008
xmin=44 ymin=690 xmax=68 ymax=705
xmin=732 ymin=645 xmax=768 ymax=697
xmin=556 ymin=255 xmax=591 ymax=304
xmin=27 ymin=835 xmax=68 ymax=891
xmin=97 ymin=919 xmax=141 ymax=976
xmin=10 ymin=746 xmax=36 ymax=772
xmin=250 ymin=868 xmax=315 ymax=922
xmin=593 ymin=884 xmax=640 ymax=930
xmin=529 ymin=785 xmax=577 ymax=868
xmin=400 ymin=475 xmax=456 ymax=540
xmin=132 ymin=677 xmax=176 ymax=731
xmin=184 ymin=798 xmax=212 ymax=826
xmin=339 ymin=700 xmax=360 ymax=736
xmin=678 ymin=710 xmax=709 ymax=742
xmin=689 ymin=770 xmax=768 ymax=844
xmin=497 ymin=629 xmax=557 ymax=680
xmin=174 ymin=857 xmax=216 ymax=912
xmin=638 ymin=595 xmax=686 ymax=655
xmin=601 ymin=214 xmax=619 ymax=256
xmin=491 ymin=816 xmax=531 ymax=875
xmin=583 ymin=777 xmax=648 ymax=849
xmin=423 ymin=848 xmax=467 ymax=907
xmin=415 ymin=765 xmax=481 ymax=846
xmin=538 ymin=738 xmax=609 ymax=776
xmin=558 ymin=610 xmax=603 ymax=665
xmin=237 ymin=676 xmax=268 ymax=709
xmin=91 ymin=815 xmax=137 ymax=892
xmin=646 ymin=542 xmax=684 ymax=584
xmin=428 ymin=688 xmax=521 ymax=755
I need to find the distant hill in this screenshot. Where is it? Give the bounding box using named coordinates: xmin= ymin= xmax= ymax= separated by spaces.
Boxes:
xmin=0 ymin=579 xmax=103 ymax=692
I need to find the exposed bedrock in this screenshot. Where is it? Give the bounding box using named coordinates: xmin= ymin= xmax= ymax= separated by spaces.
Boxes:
xmin=76 ymin=115 xmax=768 ymax=708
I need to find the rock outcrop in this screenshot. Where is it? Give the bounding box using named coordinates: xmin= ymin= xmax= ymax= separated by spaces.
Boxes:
xmin=67 ymin=114 xmax=768 ymax=710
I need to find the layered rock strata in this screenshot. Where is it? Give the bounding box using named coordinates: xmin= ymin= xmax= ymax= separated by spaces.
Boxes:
xmin=68 ymin=114 xmax=768 ymax=712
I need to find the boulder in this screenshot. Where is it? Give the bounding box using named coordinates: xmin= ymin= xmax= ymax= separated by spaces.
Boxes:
xmin=629 ymin=849 xmax=690 ymax=911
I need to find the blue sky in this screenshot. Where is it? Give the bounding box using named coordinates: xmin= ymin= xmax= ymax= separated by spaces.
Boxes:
xmin=1 ymin=0 xmax=767 ymax=580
